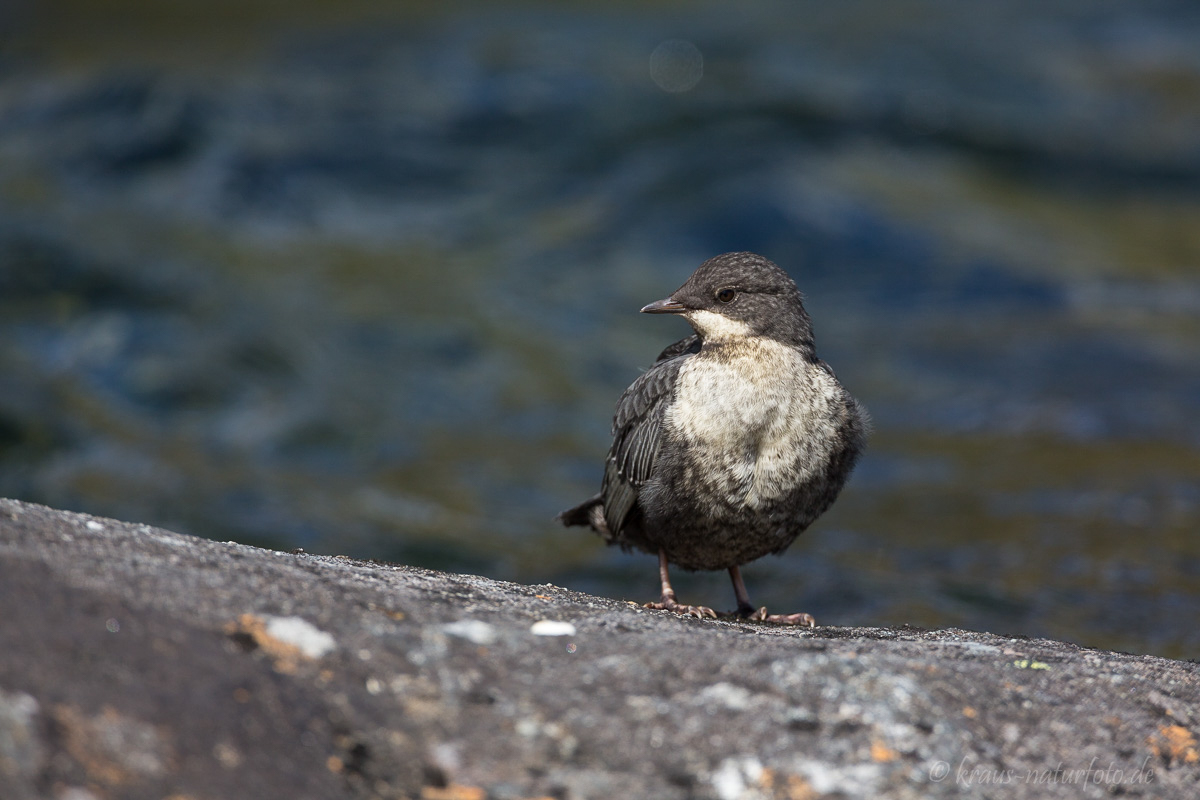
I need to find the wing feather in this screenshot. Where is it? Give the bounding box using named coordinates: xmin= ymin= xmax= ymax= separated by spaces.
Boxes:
xmin=600 ymin=337 xmax=696 ymax=537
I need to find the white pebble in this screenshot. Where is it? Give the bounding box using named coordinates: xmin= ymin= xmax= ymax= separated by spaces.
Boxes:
xmin=530 ymin=620 xmax=576 ymax=637
xmin=711 ymin=765 xmax=742 ymax=800
xmin=263 ymin=615 xmax=336 ymax=659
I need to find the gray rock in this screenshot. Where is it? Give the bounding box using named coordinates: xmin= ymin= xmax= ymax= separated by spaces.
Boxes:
xmin=0 ymin=498 xmax=1196 ymax=799
xmin=0 ymin=687 xmax=43 ymax=800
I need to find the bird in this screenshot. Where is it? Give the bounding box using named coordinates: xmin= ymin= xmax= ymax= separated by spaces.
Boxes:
xmin=558 ymin=252 xmax=867 ymax=625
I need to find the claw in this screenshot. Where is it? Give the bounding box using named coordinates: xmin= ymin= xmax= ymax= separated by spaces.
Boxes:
xmin=645 ymin=548 xmax=719 ymax=620
xmin=644 ymin=598 xmax=718 ymax=619
xmin=726 ymin=566 xmax=816 ymax=626
xmin=726 ymin=605 xmax=816 ymax=627
xmin=763 ymin=611 xmax=816 ymax=627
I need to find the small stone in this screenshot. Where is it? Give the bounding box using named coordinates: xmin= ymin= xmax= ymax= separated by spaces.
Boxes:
xmin=263 ymin=616 xmax=336 ymax=659
xmin=530 ymin=620 xmax=576 ymax=637
xmin=711 ymin=756 xmax=763 ymax=800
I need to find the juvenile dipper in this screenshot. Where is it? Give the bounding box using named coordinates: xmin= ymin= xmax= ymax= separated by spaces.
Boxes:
xmin=558 ymin=252 xmax=867 ymax=624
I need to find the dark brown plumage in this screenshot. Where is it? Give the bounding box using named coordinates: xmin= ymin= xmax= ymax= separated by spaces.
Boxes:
xmin=559 ymin=252 xmax=867 ymax=624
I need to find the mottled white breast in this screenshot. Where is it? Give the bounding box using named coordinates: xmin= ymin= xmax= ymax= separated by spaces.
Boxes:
xmin=665 ymin=336 xmax=844 ymax=508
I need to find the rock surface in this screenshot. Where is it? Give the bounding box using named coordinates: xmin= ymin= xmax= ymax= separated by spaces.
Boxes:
xmin=0 ymin=497 xmax=1197 ymax=799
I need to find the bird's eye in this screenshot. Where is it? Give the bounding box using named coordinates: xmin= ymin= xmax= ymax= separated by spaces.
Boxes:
xmin=716 ymin=288 xmax=737 ymax=303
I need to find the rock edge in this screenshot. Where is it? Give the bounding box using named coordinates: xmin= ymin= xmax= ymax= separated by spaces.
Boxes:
xmin=1 ymin=498 xmax=1197 ymax=799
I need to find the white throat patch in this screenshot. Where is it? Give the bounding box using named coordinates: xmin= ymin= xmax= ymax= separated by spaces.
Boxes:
xmin=685 ymin=309 xmax=754 ymax=341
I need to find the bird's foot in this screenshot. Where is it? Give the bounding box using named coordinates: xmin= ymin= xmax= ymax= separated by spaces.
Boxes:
xmin=730 ymin=605 xmax=816 ymax=627
xmin=644 ymin=593 xmax=717 ymax=620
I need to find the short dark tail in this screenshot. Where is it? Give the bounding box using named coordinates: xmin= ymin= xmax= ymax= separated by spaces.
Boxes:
xmin=555 ymin=494 xmax=607 ymax=534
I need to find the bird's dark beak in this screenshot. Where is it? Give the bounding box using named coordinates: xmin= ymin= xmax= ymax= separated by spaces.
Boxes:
xmin=640 ymin=296 xmax=687 ymax=314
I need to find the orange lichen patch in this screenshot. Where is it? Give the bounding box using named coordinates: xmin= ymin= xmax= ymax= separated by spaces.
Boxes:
xmin=1148 ymin=724 xmax=1200 ymax=766
xmin=757 ymin=767 xmax=820 ymax=800
xmin=535 ymin=594 xmax=552 ymax=599
xmin=327 ymin=755 xmax=344 ymax=773
xmin=420 ymin=784 xmax=487 ymax=800
xmin=870 ymin=740 xmax=900 ymax=762
xmin=962 ymin=706 xmax=978 ymax=719
xmin=363 ymin=602 xmax=406 ymax=621
xmin=224 ymin=613 xmax=305 ymax=674
xmin=53 ymin=705 xmax=173 ymax=786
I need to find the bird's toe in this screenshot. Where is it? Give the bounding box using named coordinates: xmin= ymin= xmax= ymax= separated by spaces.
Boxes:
xmin=763 ymin=611 xmax=816 ymax=627
xmin=644 ymin=598 xmax=718 ymax=620
xmin=730 ymin=606 xmax=816 ymax=627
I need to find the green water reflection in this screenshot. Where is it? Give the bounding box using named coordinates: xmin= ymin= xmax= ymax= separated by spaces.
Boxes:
xmin=3 ymin=0 xmax=1199 ymax=660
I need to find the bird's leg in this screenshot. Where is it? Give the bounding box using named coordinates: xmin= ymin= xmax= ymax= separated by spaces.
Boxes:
xmin=643 ymin=549 xmax=717 ymax=619
xmin=726 ymin=565 xmax=816 ymax=627
xmin=729 ymin=564 xmax=758 ymax=617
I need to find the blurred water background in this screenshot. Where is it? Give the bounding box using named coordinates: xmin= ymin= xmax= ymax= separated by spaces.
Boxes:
xmin=2 ymin=0 xmax=1199 ymax=658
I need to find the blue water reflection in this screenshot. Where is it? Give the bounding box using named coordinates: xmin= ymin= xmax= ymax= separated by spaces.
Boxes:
xmin=2 ymin=1 xmax=1199 ymax=658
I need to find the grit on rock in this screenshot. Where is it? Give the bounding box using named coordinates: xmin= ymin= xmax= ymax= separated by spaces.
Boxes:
xmin=0 ymin=498 xmax=1197 ymax=799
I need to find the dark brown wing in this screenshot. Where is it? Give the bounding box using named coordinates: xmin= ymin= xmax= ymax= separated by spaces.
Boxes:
xmin=599 ymin=337 xmax=697 ymax=538
xmin=654 ymin=334 xmax=700 ymax=362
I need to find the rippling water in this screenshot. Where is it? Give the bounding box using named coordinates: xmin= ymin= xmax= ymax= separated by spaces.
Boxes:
xmin=3 ymin=0 xmax=1199 ymax=658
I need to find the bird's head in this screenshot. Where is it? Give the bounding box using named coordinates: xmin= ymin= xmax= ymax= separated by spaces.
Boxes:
xmin=641 ymin=252 xmax=814 ymax=350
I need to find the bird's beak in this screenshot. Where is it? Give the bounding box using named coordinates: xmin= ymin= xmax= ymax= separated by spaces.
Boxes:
xmin=640 ymin=296 xmax=687 ymax=314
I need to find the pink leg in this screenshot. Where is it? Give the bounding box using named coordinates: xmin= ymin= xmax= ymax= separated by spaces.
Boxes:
xmin=643 ymin=549 xmax=717 ymax=619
